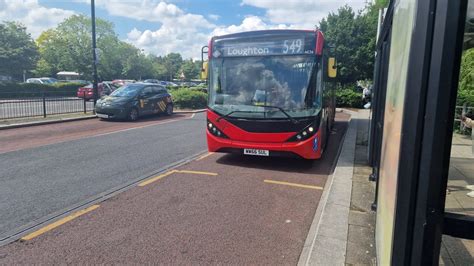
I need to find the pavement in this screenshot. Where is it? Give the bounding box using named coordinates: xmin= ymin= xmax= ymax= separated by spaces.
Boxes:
xmin=298 ymin=109 xmax=377 ymax=265
xmin=440 ymin=132 xmax=474 ymax=264
xmin=0 ymin=109 xmax=206 ymax=129
xmin=0 ymin=111 xmax=352 ymax=264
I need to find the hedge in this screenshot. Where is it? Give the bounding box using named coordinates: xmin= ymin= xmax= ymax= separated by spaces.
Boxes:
xmin=170 ymin=88 xmax=207 ymax=109
xmin=0 ymin=82 xmax=88 ymax=98
xmin=335 ymin=88 xmax=364 ymax=108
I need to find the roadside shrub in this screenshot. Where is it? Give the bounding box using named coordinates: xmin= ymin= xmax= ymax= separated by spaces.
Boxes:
xmin=0 ymin=82 xmax=87 ymax=98
xmin=335 ymin=87 xmax=364 ymax=108
xmin=458 ymin=48 xmax=474 ymax=107
xmin=170 ymin=88 xmax=207 ymax=109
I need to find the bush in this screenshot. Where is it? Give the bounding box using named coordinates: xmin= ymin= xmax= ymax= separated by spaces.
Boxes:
xmin=458 ymin=48 xmax=474 ymax=106
xmin=170 ymin=88 xmax=207 ymax=109
xmin=335 ymin=87 xmax=364 ymax=108
xmin=0 ymin=82 xmax=87 ymax=98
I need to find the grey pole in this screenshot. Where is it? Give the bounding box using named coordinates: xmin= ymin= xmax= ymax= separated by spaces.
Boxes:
xmin=91 ymin=0 xmax=99 ymax=109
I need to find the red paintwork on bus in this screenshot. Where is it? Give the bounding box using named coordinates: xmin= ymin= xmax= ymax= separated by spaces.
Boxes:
xmin=316 ymin=31 xmax=324 ymax=55
xmin=206 ymin=109 xmax=323 ymax=159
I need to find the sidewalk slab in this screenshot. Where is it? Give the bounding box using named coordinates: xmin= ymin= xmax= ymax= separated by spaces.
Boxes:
xmin=0 ymin=115 xmax=97 ymax=130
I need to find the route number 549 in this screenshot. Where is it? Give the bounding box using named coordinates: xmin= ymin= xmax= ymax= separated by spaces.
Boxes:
xmin=283 ymin=39 xmax=303 ymax=54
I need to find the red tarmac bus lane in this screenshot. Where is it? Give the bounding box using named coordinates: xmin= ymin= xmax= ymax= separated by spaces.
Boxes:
xmin=0 ymin=113 xmax=193 ymax=154
xmin=0 ymin=112 xmax=350 ymax=264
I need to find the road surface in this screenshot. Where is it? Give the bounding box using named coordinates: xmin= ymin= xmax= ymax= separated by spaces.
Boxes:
xmin=0 ymin=112 xmax=351 ymax=264
xmin=0 ymin=113 xmax=206 ymax=242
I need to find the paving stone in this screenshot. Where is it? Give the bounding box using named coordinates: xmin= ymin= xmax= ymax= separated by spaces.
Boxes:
xmin=353 ymin=167 xmax=372 ymax=180
xmin=351 ymin=182 xmax=375 ymax=212
xmin=346 ymin=225 xmax=376 ymax=265
xmin=308 ymin=235 xmax=346 ymax=265
xmin=348 ymin=210 xmax=376 ymax=228
xmin=442 ymin=235 xmax=474 ymax=265
xmin=327 ymin=181 xmax=352 ymax=207
xmin=317 ymin=203 xmax=349 ymax=241
xmin=439 ymin=241 xmax=455 ymax=266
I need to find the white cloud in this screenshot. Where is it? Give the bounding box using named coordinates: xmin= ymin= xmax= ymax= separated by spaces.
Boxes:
xmin=87 ymin=0 xmax=213 ymax=27
xmin=241 ymin=0 xmax=367 ymax=28
xmin=211 ymin=16 xmax=291 ymax=37
xmin=208 ymin=14 xmax=220 ymax=21
xmin=0 ymin=0 xmax=75 ymax=38
xmin=85 ymin=0 xmax=214 ymax=59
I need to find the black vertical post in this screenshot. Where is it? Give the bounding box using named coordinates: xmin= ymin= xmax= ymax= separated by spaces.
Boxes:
xmin=91 ymin=0 xmax=99 ymax=111
xmin=83 ymin=91 xmax=87 ymax=114
xmin=42 ymin=93 xmax=46 ymax=118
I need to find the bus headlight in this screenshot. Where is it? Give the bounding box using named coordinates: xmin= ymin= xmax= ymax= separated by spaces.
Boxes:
xmin=287 ymin=125 xmax=318 ymax=142
xmin=207 ymin=120 xmax=229 ymax=139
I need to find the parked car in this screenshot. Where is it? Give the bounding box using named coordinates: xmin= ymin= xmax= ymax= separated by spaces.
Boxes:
xmin=95 ymin=83 xmax=174 ymax=121
xmin=143 ymin=79 xmax=160 ymax=84
xmin=26 ymin=77 xmax=57 ymax=84
xmin=77 ymin=82 xmax=116 ymax=100
xmin=112 ymin=79 xmax=135 ymax=87
xmin=62 ymin=79 xmax=90 ymax=85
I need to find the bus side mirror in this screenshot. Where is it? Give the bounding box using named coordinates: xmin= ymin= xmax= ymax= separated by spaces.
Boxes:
xmin=201 ymin=61 xmax=208 ymax=80
xmin=201 ymin=46 xmax=209 ymax=81
xmin=328 ymin=57 xmax=337 ymax=78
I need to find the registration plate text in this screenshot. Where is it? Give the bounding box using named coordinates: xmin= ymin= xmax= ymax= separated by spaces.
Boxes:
xmin=243 ymin=149 xmax=269 ymax=156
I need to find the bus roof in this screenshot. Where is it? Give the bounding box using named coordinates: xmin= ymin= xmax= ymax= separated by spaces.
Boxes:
xmin=211 ymin=29 xmax=318 ymax=40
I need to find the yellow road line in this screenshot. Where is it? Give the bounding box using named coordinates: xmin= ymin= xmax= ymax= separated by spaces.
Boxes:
xmin=263 ymin=180 xmax=323 ymax=190
xmin=138 ymin=170 xmax=177 ymax=187
xmin=21 ymin=205 xmax=100 ymax=241
xmin=196 ymin=152 xmax=215 ymax=161
xmin=176 ymin=170 xmax=218 ymax=176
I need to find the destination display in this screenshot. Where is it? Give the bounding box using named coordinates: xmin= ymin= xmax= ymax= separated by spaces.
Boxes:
xmin=213 ymin=35 xmax=316 ymax=57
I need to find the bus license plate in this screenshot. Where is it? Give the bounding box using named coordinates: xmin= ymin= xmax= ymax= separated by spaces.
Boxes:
xmin=244 ymin=149 xmax=269 ymax=156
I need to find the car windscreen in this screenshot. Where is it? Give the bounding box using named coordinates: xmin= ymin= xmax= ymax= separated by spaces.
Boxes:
xmin=110 ymin=84 xmax=143 ymax=97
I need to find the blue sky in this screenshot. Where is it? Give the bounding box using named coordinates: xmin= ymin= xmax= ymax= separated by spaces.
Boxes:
xmin=1 ymin=0 xmax=367 ymax=58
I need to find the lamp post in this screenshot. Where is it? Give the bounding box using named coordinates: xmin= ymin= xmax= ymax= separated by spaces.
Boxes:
xmin=91 ymin=0 xmax=99 ymax=109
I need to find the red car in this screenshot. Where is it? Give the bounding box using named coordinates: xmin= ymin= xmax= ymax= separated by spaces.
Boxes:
xmin=77 ymin=82 xmax=116 ymax=100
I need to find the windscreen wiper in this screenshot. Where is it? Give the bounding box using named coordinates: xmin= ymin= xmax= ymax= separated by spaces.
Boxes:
xmin=216 ymin=110 xmax=261 ymax=122
xmin=259 ymin=105 xmax=299 ymax=124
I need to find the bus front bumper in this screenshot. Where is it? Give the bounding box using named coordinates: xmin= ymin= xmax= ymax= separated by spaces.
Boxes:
xmin=207 ymin=130 xmax=322 ymax=160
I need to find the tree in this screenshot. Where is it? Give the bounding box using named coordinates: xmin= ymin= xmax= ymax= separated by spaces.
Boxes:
xmin=458 ymin=48 xmax=474 ymax=106
xmin=319 ymin=4 xmax=378 ymax=85
xmin=36 ymin=15 xmax=122 ymax=80
xmin=180 ymin=59 xmax=201 ymax=80
xmin=121 ymin=48 xmax=153 ymax=80
xmin=0 ymin=21 xmax=39 ymax=79
xmin=163 ymin=53 xmax=183 ymax=81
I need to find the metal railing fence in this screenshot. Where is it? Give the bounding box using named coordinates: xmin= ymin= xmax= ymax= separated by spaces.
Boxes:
xmin=0 ymin=92 xmax=94 ymax=120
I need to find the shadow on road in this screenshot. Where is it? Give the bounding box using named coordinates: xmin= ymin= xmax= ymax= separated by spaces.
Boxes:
xmin=215 ymin=120 xmax=349 ymax=176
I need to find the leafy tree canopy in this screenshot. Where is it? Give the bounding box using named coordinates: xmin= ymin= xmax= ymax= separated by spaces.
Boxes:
xmin=0 ymin=21 xmax=39 ymax=79
xmin=319 ymin=4 xmax=378 ymax=85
